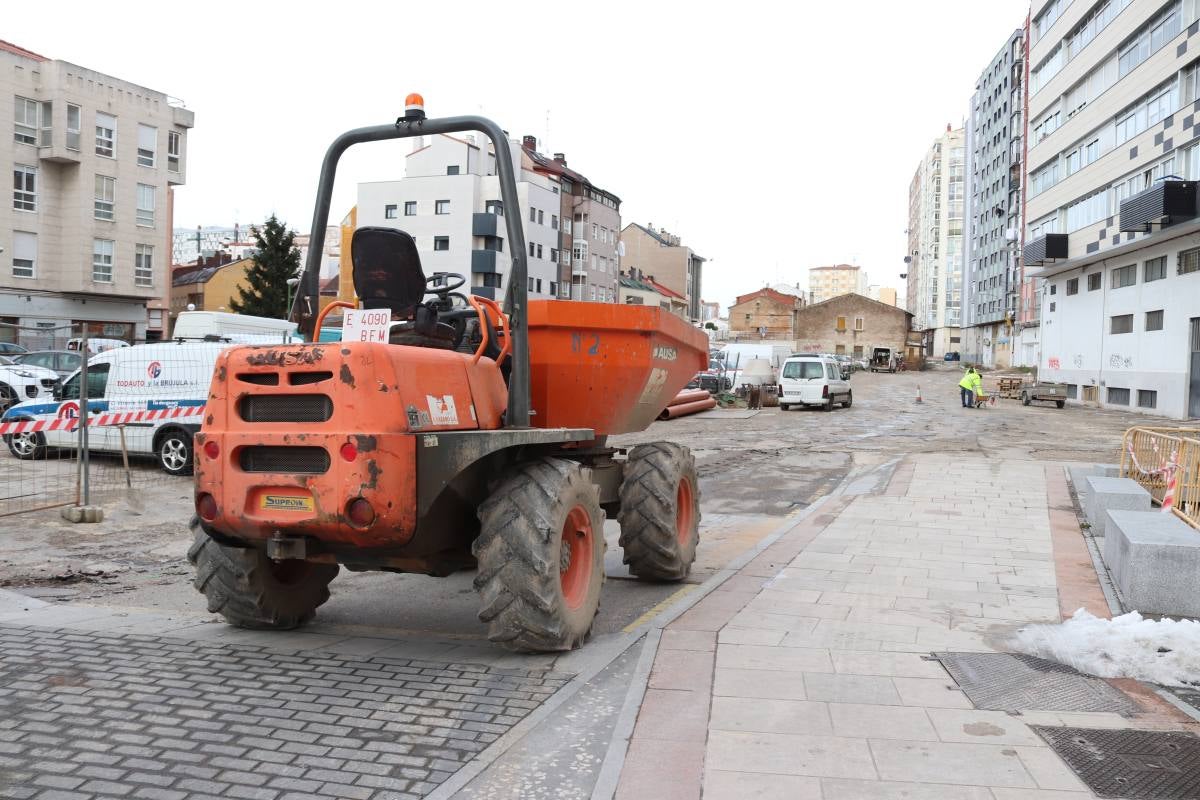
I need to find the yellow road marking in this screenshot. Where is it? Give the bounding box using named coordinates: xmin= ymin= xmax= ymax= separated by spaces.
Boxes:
xmin=622 ymin=583 xmax=700 ymax=633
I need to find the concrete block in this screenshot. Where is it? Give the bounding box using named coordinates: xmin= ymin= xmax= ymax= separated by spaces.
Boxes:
xmin=1086 ymin=477 xmax=1150 ymax=537
xmin=1104 ymin=510 xmax=1200 ymax=617
xmin=61 ymin=505 xmax=104 ymax=523
xmin=1069 ymin=464 xmax=1120 ymax=510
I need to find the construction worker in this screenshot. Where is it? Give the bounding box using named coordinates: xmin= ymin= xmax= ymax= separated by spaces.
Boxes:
xmin=959 ymin=366 xmax=979 ymax=408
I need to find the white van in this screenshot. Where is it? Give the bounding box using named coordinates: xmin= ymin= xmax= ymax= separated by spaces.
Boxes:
xmin=66 ymin=338 xmax=129 ymax=355
xmin=173 ymin=310 xmax=301 ymax=344
xmin=2 ymin=341 xmax=226 ymax=475
xmin=779 ymin=355 xmax=852 ymax=411
xmin=719 ymin=343 xmax=793 ymax=387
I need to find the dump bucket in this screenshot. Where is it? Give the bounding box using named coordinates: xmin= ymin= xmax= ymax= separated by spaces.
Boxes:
xmin=526 ymin=301 xmax=709 ymax=436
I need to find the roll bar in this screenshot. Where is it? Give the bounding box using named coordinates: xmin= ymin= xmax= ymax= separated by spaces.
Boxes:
xmin=289 ymin=114 xmax=531 ymax=428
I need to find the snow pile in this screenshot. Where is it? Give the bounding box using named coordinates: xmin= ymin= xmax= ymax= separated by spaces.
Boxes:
xmin=1011 ymin=609 xmax=1200 ymax=688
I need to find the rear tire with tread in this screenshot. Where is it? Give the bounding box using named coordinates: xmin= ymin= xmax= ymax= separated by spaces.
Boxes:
xmin=779 ymin=404 xmax=790 ymax=411
xmin=617 ymin=442 xmax=701 ymax=581
xmin=187 ymin=517 xmax=338 ymax=629
xmin=473 ymin=458 xmax=605 ymax=652
xmin=843 ymin=392 xmax=853 ymax=408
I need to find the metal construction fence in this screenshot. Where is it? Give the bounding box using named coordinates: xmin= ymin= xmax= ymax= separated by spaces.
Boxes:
xmin=0 ymin=321 xmax=234 ymax=517
xmin=1120 ymin=426 xmax=1200 ymax=530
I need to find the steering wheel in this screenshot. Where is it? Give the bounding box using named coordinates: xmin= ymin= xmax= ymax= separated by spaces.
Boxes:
xmin=426 ymin=273 xmax=465 ymax=294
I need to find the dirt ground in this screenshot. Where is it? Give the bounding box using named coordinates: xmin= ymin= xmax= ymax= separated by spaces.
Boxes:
xmin=0 ymin=364 xmax=1159 ymax=606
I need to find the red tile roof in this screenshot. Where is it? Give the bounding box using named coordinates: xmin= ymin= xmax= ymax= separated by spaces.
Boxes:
xmin=646 ymin=278 xmax=685 ymax=300
xmin=0 ymin=40 xmax=49 ymax=62
xmin=733 ymin=287 xmax=803 ymax=307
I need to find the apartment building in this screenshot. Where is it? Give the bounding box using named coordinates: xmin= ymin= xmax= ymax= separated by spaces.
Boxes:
xmin=906 ymin=126 xmax=966 ymax=357
xmin=520 ymin=138 xmax=621 ymax=303
xmin=356 ymin=134 xmax=564 ymax=303
xmin=808 ymin=264 xmax=868 ymax=304
xmin=965 ymin=29 xmax=1026 ymax=368
xmin=619 ymin=223 xmax=707 ymax=321
xmin=1024 ymin=0 xmax=1200 ymax=418
xmin=1 ymin=40 xmax=193 ymax=344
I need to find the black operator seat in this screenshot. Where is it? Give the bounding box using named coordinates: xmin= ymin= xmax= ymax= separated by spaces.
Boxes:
xmin=350 ymin=227 xmax=457 ymax=349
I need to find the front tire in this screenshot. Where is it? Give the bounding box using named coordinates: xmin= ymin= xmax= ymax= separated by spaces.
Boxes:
xmin=188 ymin=518 xmax=338 ymax=629
xmin=618 ymin=443 xmax=701 ymax=581
xmin=780 ymin=404 xmax=790 ymax=411
xmin=5 ymin=429 xmax=45 ymax=460
xmin=473 ymin=458 xmax=605 ymax=652
xmin=1056 ymin=400 xmax=1065 ymax=409
xmin=1022 ymin=392 xmax=1031 ymax=406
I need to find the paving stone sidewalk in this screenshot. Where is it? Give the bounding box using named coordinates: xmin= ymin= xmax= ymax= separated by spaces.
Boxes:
xmin=614 ymin=454 xmax=1199 ymax=800
xmin=0 ymin=625 xmax=570 ymax=800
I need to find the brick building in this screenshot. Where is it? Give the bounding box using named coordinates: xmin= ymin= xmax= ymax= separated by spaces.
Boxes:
xmin=792 ymin=293 xmax=914 ymax=359
xmin=728 ymin=287 xmax=804 ymax=339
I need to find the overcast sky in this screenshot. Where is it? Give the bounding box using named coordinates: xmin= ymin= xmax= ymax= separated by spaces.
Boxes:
xmin=8 ymin=0 xmax=1030 ymax=309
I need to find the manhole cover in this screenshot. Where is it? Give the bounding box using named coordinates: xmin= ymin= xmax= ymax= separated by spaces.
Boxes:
xmin=1033 ymin=726 xmax=1200 ymax=799
xmin=931 ymin=652 xmax=1139 ymax=714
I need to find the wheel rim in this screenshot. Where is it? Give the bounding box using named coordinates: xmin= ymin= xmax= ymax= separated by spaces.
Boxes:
xmin=676 ymin=478 xmax=694 ymax=545
xmin=559 ymin=505 xmax=594 ymax=610
xmin=11 ymin=432 xmax=37 ymax=456
xmin=162 ymin=438 xmax=187 ymax=471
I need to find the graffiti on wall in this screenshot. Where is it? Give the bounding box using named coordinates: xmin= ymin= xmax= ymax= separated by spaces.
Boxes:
xmin=1108 ymin=354 xmax=1134 ymax=369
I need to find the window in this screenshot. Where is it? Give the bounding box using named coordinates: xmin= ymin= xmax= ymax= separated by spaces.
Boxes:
xmin=483 ymin=236 xmax=503 ymax=252
xmin=536 ymin=279 xmax=543 ymax=293
xmin=137 ymin=124 xmax=157 ymax=167
xmin=835 ymin=344 xmax=847 ymax=355
xmin=835 ymin=316 xmax=847 ymax=331
xmin=66 ymin=104 xmax=81 ymax=151
xmin=1112 ymin=264 xmax=1136 ymax=288
xmin=536 ymin=244 xmax=543 ymax=259
xmin=550 ymin=281 xmax=558 ymax=296
xmin=537 ymin=210 xmax=544 ymax=225
xmin=590 ymin=286 xmax=597 ymax=301
xmin=781 ymin=361 xmax=826 ymax=380
xmin=1138 ymin=389 xmax=1158 ymax=408
xmin=486 ymin=200 xmax=503 ymax=216
xmin=11 ymin=231 xmax=35 ymax=279
xmin=1107 ymin=387 xmax=1130 ymax=405
xmin=62 ymin=363 xmax=110 ymax=401
xmin=385 ymin=204 xmax=398 ymax=219
xmin=94 ymin=175 xmax=116 ymax=220
xmin=1180 ymin=247 xmax=1200 ymax=275
xmin=95 ymin=112 xmax=116 ymax=157
xmin=1146 ymin=309 xmax=1164 ymax=330
xmin=401 ymin=201 xmax=415 ymax=217
xmin=136 ymin=184 xmax=155 ymax=227
xmin=1031 ymin=45 xmax=1064 ymax=94
xmin=481 ymin=272 xmax=502 ymax=289
xmin=529 ymin=206 xmax=537 ymax=223
xmin=435 ymin=200 xmax=449 ymax=215
xmin=446 ymin=165 xmax=460 ymax=175
xmin=551 ymin=214 xmax=558 ymax=230
xmin=592 ymin=223 xmax=598 ymax=239
xmin=135 ymin=244 xmax=154 ymax=287
xmin=1066 ymin=191 xmax=1107 ymax=232
xmin=530 ymin=242 xmax=536 ymax=258
xmin=854 ymin=317 xmax=864 ymax=331
xmin=13 ymin=165 xmax=36 ymax=211
xmin=433 ymin=236 xmax=449 ymax=251
xmin=92 ymin=239 xmax=114 ymax=282
xmin=1144 ymin=256 xmax=1167 ymax=282
xmin=528 ymin=277 xmax=535 ymax=292
xmin=1066 ymin=277 xmax=1079 ymax=295
xmin=1119 ymin=3 xmax=1180 ymax=78
xmin=562 ymin=218 xmax=571 ymax=235
xmin=1110 ymin=314 xmax=1133 ymax=334
xmin=167 ymin=130 xmax=181 ymax=171
xmin=1066 ymin=384 xmax=1078 ymax=399
xmin=1049 ymin=284 xmax=1057 ymax=295
xmin=1088 ymin=272 xmax=1102 ymax=291
xmin=551 ymin=249 xmax=559 ymax=263
xmin=1049 ymin=302 xmax=1057 ymax=312
xmin=13 ymin=97 xmax=48 ymax=145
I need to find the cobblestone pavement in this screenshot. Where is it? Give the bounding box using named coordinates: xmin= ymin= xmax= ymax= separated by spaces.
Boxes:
xmin=0 ymin=625 xmax=570 ymax=799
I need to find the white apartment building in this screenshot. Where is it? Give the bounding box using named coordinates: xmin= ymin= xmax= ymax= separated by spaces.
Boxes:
xmin=965 ymin=29 xmax=1025 ymax=368
xmin=1024 ymin=0 xmax=1200 ymax=418
xmin=808 ymin=264 xmax=868 ymax=304
xmin=1 ymin=40 xmax=193 ymax=345
xmin=906 ymin=126 xmax=966 ymax=357
xmin=356 ymin=134 xmax=573 ymax=303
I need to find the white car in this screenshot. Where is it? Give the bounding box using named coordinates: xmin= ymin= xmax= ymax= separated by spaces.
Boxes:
xmin=778 ymin=355 xmax=852 ymax=411
xmin=0 ymin=360 xmax=59 ymax=414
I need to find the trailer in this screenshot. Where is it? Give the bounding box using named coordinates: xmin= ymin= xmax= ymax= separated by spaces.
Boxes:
xmin=1020 ymin=381 xmax=1067 ymax=408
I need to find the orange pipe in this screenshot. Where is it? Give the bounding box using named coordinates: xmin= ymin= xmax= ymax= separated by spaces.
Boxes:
xmin=658 ymin=397 xmax=717 ymax=420
xmin=314 ymin=300 xmax=356 ymax=341
xmin=670 ymin=389 xmax=713 ymax=406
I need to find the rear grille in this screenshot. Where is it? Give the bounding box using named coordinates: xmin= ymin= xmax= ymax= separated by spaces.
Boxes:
xmin=239 ymin=394 xmax=332 ymax=423
xmin=239 ymin=446 xmax=330 ymax=474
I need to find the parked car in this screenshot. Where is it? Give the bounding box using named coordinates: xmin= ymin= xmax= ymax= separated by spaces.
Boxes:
xmin=12 ymin=350 xmax=82 ymax=379
xmin=833 ymin=355 xmax=854 ymax=380
xmin=0 ymin=342 xmax=28 ymax=356
xmin=778 ymin=355 xmax=852 ymax=411
xmin=870 ymin=347 xmax=898 ymax=373
xmin=944 ymin=351 xmax=961 ymax=361
xmin=2 ymin=341 xmax=224 ymax=474
xmin=0 ymin=360 xmax=59 ymax=414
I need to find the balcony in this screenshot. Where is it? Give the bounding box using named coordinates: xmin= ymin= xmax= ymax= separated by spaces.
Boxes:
xmin=472 ymin=212 xmax=499 ymax=237
xmin=38 ymin=128 xmax=82 ymax=165
xmin=471 ymin=249 xmax=499 ymax=274
xmin=1022 ymin=233 xmax=1068 ymax=265
xmin=1118 ymin=180 xmax=1197 ymax=232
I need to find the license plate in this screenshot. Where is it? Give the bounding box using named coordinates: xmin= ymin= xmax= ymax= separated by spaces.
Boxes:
xmin=261 ymin=495 xmax=314 ymax=512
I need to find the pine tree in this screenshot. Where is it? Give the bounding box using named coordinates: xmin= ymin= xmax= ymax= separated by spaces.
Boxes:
xmin=229 ymin=215 xmax=301 ymax=318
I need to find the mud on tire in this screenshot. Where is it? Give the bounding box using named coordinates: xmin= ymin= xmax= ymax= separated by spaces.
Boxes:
xmin=473 ymin=458 xmax=605 ymax=652
xmin=617 ymin=442 xmax=701 ymax=581
xmin=187 ymin=517 xmax=338 ymax=630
